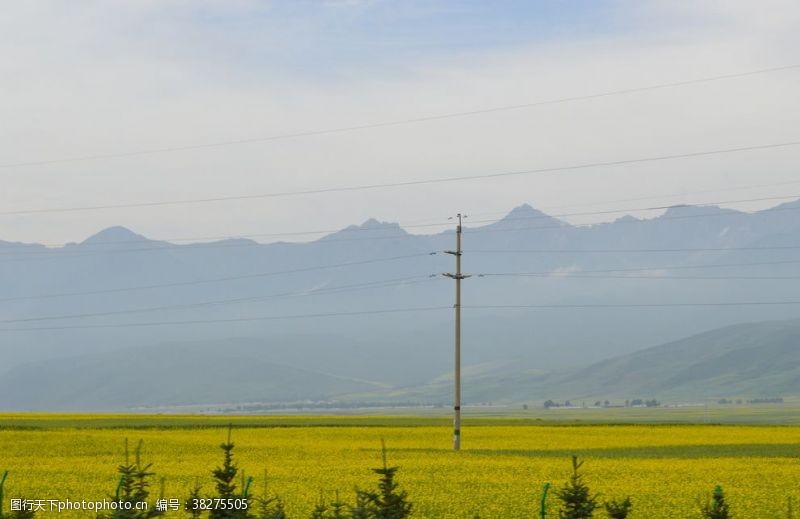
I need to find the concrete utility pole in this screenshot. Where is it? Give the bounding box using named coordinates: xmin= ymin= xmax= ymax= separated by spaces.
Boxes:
xmin=444 ymin=213 xmax=470 ymax=451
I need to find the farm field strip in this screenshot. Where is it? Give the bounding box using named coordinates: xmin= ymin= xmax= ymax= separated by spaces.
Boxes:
xmin=0 ymin=418 xmax=798 ymax=518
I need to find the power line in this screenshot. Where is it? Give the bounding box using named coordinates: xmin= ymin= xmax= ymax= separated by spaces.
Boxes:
xmin=468 ymin=245 xmax=800 ymax=254
xmin=3 ymin=258 xmax=797 ymax=320
xmin=1 ymin=249 xmax=794 ymax=307
xmin=2 ymin=140 xmax=799 ymax=217
xmin=464 ymin=178 xmax=800 ymax=220
xmin=0 ymin=306 xmax=454 ymax=332
xmin=465 ymin=194 xmax=800 ymax=226
xmin=479 ymin=274 xmax=800 ymax=281
xmin=0 ymin=276 xmax=441 ymax=323
xmin=1 ymin=193 xmax=798 ymax=260
xmin=2 ymin=204 xmax=798 ymax=263
xmin=0 ymin=255 xmax=793 ymax=307
xmin=7 ymin=175 xmax=798 ymax=250
xmin=4 ymin=298 xmax=800 ymax=333
xmin=476 ymin=259 xmax=800 ymax=277
xmin=468 ymin=301 xmax=800 ymax=310
xmin=0 ymin=252 xmax=438 ymax=302
xmin=3 ymin=64 xmax=798 ymax=170
xmin=463 ymin=204 xmax=800 ymax=237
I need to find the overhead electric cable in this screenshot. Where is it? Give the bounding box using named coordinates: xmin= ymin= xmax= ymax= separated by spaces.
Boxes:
xmin=2 ymin=203 xmax=799 ymax=263
xmin=463 ymin=194 xmax=800 ymax=227
xmin=477 ymin=274 xmax=800 ymax=281
xmin=3 ymin=299 xmax=800 ymax=333
xmin=1 ymin=193 xmax=798 ymax=260
xmin=3 ymin=253 xmax=797 ymax=305
xmin=0 ymin=306 xmax=454 ymax=332
xmin=477 ymin=259 xmax=800 ymax=277
xmin=463 ymin=179 xmax=800 ymax=220
xmin=462 ymin=204 xmax=800 ymax=236
xmin=3 ymin=64 xmax=798 ymax=170
xmin=468 ymin=301 xmax=800 ymax=310
xmin=0 ymin=252 xmax=437 ymax=302
xmin=2 ymin=140 xmax=799 ymax=216
xmin=468 ymin=245 xmax=800 ymax=254
xmin=0 ymin=276 xmax=441 ymax=323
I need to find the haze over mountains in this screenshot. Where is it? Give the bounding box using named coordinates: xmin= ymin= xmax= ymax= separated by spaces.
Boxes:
xmin=1 ymin=199 xmax=799 ymax=410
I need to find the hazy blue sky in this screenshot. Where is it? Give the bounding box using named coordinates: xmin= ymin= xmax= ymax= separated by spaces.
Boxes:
xmin=1 ymin=1 xmax=799 ymax=244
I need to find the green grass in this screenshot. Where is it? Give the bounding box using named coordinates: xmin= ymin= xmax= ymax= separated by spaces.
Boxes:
xmin=1 ymin=399 xmax=799 ymax=429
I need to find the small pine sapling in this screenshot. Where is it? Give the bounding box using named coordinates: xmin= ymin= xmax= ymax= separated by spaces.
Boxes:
xmin=184 ymin=481 xmax=203 ymax=519
xmin=308 ymin=491 xmax=348 ymax=519
xmin=98 ymin=439 xmax=163 ymax=519
xmin=212 ymin=427 xmax=239 ymax=500
xmin=309 ymin=492 xmax=328 ymax=519
xmin=208 ymin=426 xmax=250 ymax=519
xmin=701 ymin=486 xmax=731 ymax=519
xmin=554 ymin=456 xmax=598 ymax=519
xmin=254 ymin=470 xmax=286 ymax=519
xmin=327 ymin=492 xmax=348 ymax=519
xmin=353 ymin=440 xmax=412 ymax=519
xmin=349 ymin=493 xmax=373 ymax=519
xmin=604 ymin=497 xmax=632 ymax=519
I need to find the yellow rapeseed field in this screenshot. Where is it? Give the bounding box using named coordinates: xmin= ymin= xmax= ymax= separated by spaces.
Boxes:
xmin=0 ymin=416 xmax=798 ymax=518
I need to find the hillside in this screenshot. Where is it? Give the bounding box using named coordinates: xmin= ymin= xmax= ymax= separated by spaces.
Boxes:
xmin=385 ymin=318 xmax=800 ymax=404
xmin=0 ymin=340 xmax=386 ymax=411
xmin=2 ymin=318 xmax=799 ymax=410
xmin=1 ymin=200 xmax=800 ymax=410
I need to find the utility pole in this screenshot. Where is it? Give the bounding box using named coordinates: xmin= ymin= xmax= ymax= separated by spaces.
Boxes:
xmin=444 ymin=213 xmax=470 ymax=451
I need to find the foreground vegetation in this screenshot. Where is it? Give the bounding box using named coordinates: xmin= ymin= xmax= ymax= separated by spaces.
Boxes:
xmin=0 ymin=416 xmax=798 ymax=518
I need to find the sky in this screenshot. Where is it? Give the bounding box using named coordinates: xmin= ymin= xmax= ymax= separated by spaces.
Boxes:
xmin=1 ymin=0 xmax=799 ymax=245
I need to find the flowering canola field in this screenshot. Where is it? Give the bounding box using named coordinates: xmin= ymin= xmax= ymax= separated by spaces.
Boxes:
xmin=0 ymin=416 xmax=798 ymax=518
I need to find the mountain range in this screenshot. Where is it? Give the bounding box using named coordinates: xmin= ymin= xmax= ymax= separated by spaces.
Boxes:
xmin=1 ymin=199 xmax=799 ymax=410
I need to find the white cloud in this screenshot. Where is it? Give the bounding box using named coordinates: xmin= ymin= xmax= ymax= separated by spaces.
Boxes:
xmin=0 ymin=1 xmax=798 ymax=244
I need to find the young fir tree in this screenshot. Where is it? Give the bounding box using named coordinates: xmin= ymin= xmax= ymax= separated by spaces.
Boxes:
xmin=213 ymin=427 xmax=239 ymax=500
xmin=553 ymin=456 xmax=598 ymax=519
xmin=349 ymin=493 xmax=373 ymax=519
xmin=307 ymin=491 xmax=348 ymax=519
xmin=701 ymin=486 xmax=731 ymax=519
xmin=326 ymin=492 xmax=349 ymax=519
xmin=209 ymin=427 xmax=250 ymax=519
xmin=309 ymin=492 xmax=328 ymax=519
xmin=352 ymin=441 xmax=412 ymax=519
xmin=254 ymin=496 xmax=286 ymax=519
xmin=98 ymin=439 xmax=163 ymax=519
xmin=254 ymin=470 xmax=286 ymax=519
xmin=184 ymin=481 xmax=203 ymax=519
xmin=603 ymin=497 xmax=632 ymax=519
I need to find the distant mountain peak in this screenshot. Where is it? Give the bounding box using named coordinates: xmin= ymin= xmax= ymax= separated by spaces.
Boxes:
xmin=320 ymin=218 xmax=407 ymax=241
xmin=505 ymin=203 xmax=548 ymax=219
xmin=82 ymin=226 xmax=148 ymax=245
xmin=659 ymin=204 xmax=736 ymax=219
xmin=488 ymin=203 xmax=568 ymax=229
xmin=358 ymin=218 xmax=400 ymax=230
xmin=765 ymin=198 xmax=800 ymax=211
